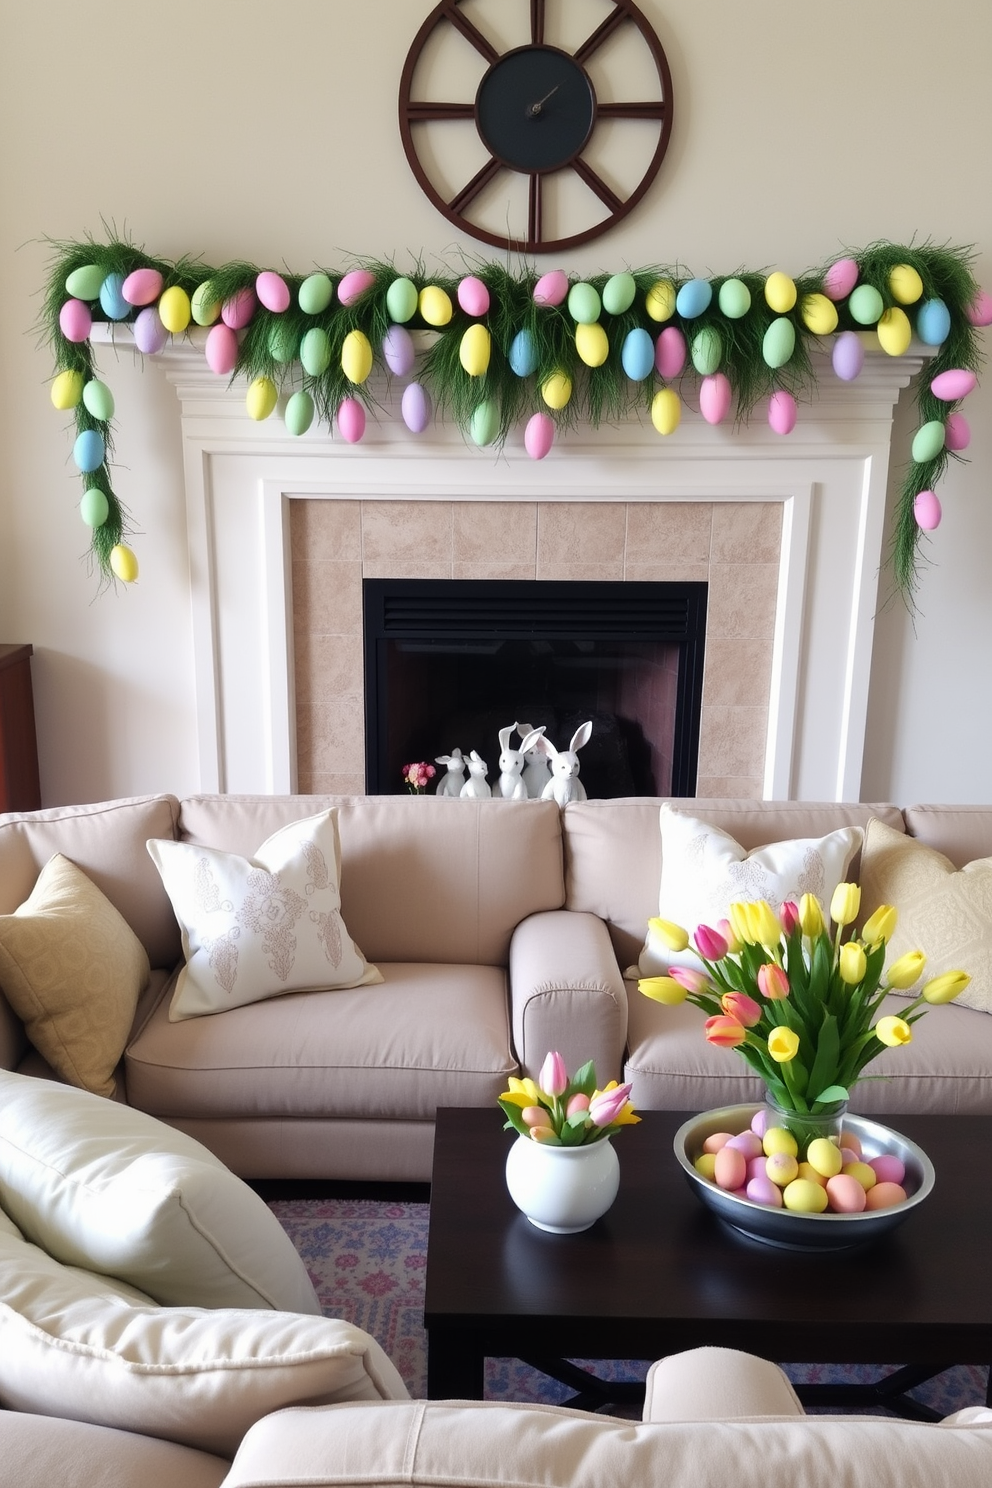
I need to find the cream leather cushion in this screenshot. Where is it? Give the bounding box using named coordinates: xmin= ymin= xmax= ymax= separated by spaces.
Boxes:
xmin=0 ymin=854 xmax=149 ymax=1096
xmin=860 ymin=818 xmax=992 ymax=1013
xmin=148 ymin=808 xmax=381 ymax=1022
xmin=0 ymin=1210 xmax=408 ymax=1459
xmin=0 ymin=1069 xmax=320 ymax=1313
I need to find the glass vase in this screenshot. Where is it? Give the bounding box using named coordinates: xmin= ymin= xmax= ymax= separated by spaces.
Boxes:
xmin=762 ymin=1091 xmax=849 ymax=1163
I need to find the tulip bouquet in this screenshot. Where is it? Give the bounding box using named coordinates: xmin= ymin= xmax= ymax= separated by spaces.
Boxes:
xmin=499 ymin=1052 xmax=640 ymax=1146
xmin=639 ymin=884 xmax=970 ymax=1143
xmin=401 ymin=761 xmax=436 ymax=794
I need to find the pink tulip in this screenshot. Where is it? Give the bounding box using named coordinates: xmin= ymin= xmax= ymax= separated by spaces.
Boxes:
xmin=539 ymin=1051 xmax=568 ymax=1099
xmin=717 ymin=918 xmax=741 ymax=954
xmin=670 ymin=966 xmax=713 ymax=995
xmin=694 ymin=923 xmax=729 ymax=961
xmin=721 ymin=991 xmax=762 ymax=1028
xmin=757 ymin=963 xmax=790 ymax=1001
xmin=588 ymin=1083 xmax=634 ymax=1127
xmin=703 ymin=1014 xmax=747 ymax=1049
xmin=779 ymin=901 xmax=800 ymax=935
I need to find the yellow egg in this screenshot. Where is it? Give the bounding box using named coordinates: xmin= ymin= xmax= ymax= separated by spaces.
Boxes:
xmin=842 ymin=1160 xmax=877 ymax=1191
xmin=341 ymin=329 xmax=374 ymax=384
xmin=541 ymin=371 xmax=572 ymax=409
xmin=877 ymin=305 xmax=912 ymax=356
xmin=797 ymin=1162 xmax=828 ymax=1188
xmin=762 ymin=1126 xmax=798 ymax=1158
xmin=246 ymin=376 xmax=278 ymax=421
xmin=51 ymin=369 xmax=84 ymax=410
xmin=888 ymin=263 xmax=923 ymax=305
xmin=158 ymin=285 xmax=192 ymax=334
xmin=800 ymin=293 xmax=839 ymax=337
xmin=764 ymin=271 xmax=797 ymax=313
xmin=806 ymin=1137 xmax=843 ymax=1178
xmin=645 ymin=279 xmax=676 ymax=322
xmin=459 ymin=323 xmax=491 ymax=377
xmin=575 ymin=321 xmax=609 ymax=368
xmin=782 ymin=1178 xmax=829 ymax=1214
xmin=109 ymin=543 xmax=139 ymax=583
xmin=693 ymin=1152 xmax=717 ymax=1180
xmin=651 ymin=387 xmax=681 ymax=435
xmin=419 ymin=285 xmax=453 ymax=326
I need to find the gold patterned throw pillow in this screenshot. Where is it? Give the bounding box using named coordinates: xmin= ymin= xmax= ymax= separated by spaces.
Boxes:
xmin=859 ymin=817 xmax=992 ymax=1014
xmin=0 ymin=854 xmax=150 ymax=1095
xmin=147 ymin=808 xmax=382 ymax=1021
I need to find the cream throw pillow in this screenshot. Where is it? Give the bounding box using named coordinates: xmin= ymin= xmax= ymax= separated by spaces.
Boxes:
xmin=860 ymin=817 xmax=992 ymax=1012
xmin=638 ymin=805 xmax=862 ymax=975
xmin=147 ymin=808 xmax=381 ymax=1021
xmin=0 ymin=853 xmax=149 ymax=1096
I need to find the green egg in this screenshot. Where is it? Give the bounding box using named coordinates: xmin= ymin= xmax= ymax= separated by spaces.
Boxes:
xmin=300 ymin=327 xmax=332 ymax=377
xmin=848 ymin=284 xmax=884 ymax=326
xmin=82 ymin=379 xmax=115 ymax=421
xmin=65 ymin=263 xmax=106 ymax=300
xmin=285 ymin=389 xmax=315 ymax=437
xmin=191 ymin=281 xmax=221 ymax=326
xmin=911 ymin=420 xmax=946 ymax=463
xmin=718 ymin=277 xmax=751 ymax=319
xmin=298 ymin=272 xmax=334 ymax=315
xmin=80 ymin=487 xmax=110 ymax=527
xmin=567 ymin=281 xmax=601 ymax=324
xmin=762 ymin=316 xmax=796 ymax=368
xmin=469 ymin=399 xmax=500 ymax=447
xmin=601 ymin=272 xmax=636 ymax=316
xmin=386 ymin=277 xmax=419 ymax=324
xmin=268 ymin=321 xmax=298 ymax=364
xmin=691 ymin=326 xmax=722 ymax=375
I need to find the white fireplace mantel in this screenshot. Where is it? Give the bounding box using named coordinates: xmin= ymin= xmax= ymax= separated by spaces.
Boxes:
xmin=93 ymin=326 xmax=928 ymax=801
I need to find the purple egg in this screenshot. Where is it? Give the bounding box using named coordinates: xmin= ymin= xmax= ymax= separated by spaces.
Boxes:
xmin=255 ymin=270 xmax=291 ymax=313
xmin=746 ymin=1175 xmax=783 ymax=1208
xmin=524 ymin=410 xmax=555 ymax=459
xmin=930 ymin=368 xmax=977 ymax=401
xmin=726 ymin=1130 xmax=763 ymax=1160
xmin=747 ymin=1155 xmax=767 ymax=1182
xmin=337 ymin=397 xmax=366 ymax=443
xmin=699 ymin=372 xmax=731 ymax=425
xmin=655 ymin=326 xmax=687 ymax=380
xmin=59 ymin=298 xmax=92 ymax=343
xmin=383 ymin=324 xmax=416 ymax=377
xmin=913 ymin=491 xmax=942 ymax=530
xmin=832 ymin=330 xmax=864 ymax=381
xmin=768 ymin=389 xmax=797 ymax=435
xmin=133 ymin=306 xmax=169 ymax=355
xmin=205 ymin=323 xmax=239 ymax=375
xmin=750 ymin=1109 xmax=771 ymax=1139
xmin=822 ymin=257 xmax=859 ymax=301
xmin=401 ymin=381 xmax=431 ymax=433
xmin=221 ymin=287 xmax=257 ymax=329
xmin=945 ymin=412 xmax=971 ymax=451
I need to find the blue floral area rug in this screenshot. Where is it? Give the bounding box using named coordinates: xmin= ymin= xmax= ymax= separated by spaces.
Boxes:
xmin=268 ymin=1196 xmax=988 ymax=1416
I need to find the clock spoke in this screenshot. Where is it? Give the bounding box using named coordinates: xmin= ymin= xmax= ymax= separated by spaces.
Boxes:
xmin=574 ymin=6 xmax=627 ymax=66
xmin=442 ymin=0 xmax=499 ymax=63
xmin=406 ymin=101 xmax=476 ymax=121
xmin=530 ymin=0 xmax=545 ymax=46
xmin=597 ymin=100 xmax=667 ymax=121
xmin=528 ymin=173 xmax=543 ymax=245
xmin=571 ymin=157 xmax=625 ymax=214
xmin=449 ymin=155 xmax=503 ymax=215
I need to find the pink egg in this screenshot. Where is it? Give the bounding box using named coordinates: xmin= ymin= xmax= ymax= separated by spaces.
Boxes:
xmin=221 ymin=287 xmax=257 ymax=329
xmin=864 ymin=1181 xmax=907 ymax=1211
xmin=750 ymin=1109 xmax=771 ymax=1138
xmin=400 ymin=382 xmax=431 ymax=433
xmin=726 ymin=1130 xmax=763 ymax=1160
xmin=533 ymin=269 xmax=569 ymax=307
xmin=930 ymin=368 xmax=978 ymax=401
xmin=457 ymin=275 xmax=490 ymax=317
xmin=966 ymin=289 xmax=992 ymax=327
xmin=832 ymin=330 xmax=864 ymax=381
xmin=702 ymin=1131 xmax=733 ymax=1154
xmin=714 ymin=1145 xmax=747 ymax=1191
xmin=655 ymin=325 xmax=687 ymax=379
xmin=337 ymin=268 xmax=376 ymax=306
xmin=699 ymin=372 xmax=732 ymax=425
xmin=868 ymin=1154 xmax=906 ymax=1186
xmin=768 ymin=388 xmax=797 ymax=435
xmin=524 ymin=411 xmax=555 ymax=460
xmin=839 ymin=1146 xmax=860 ymax=1166
xmin=59 ymin=298 xmax=92 ymax=342
xmin=747 ymin=1155 xmax=768 ymax=1182
xmin=255 ymin=271 xmax=291 ymax=313
xmin=205 ymin=323 xmax=239 ymax=375
xmin=945 ymin=412 xmax=971 ymax=450
xmin=337 ymin=397 xmax=367 ymax=443
xmin=133 ymin=305 xmax=169 ymax=355
xmin=122 ymin=267 xmax=164 ymax=306
xmin=823 ymin=257 xmax=859 ymax=301
xmin=913 ymin=490 xmax=942 ymax=531
xmin=746 ymin=1175 xmax=783 ymax=1208
xmin=825 ymin=1174 xmax=867 ymax=1213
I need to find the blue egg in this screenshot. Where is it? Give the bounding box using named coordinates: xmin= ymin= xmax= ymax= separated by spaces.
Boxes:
xmin=508 ymin=328 xmax=539 ymax=378
xmin=675 ymin=278 xmax=713 ymax=318
xmin=621 ymin=327 xmax=655 ymax=382
xmin=917 ymin=298 xmax=951 ymax=346
xmin=73 ymin=429 xmax=106 ymax=472
xmin=99 ymin=273 xmax=130 ymax=321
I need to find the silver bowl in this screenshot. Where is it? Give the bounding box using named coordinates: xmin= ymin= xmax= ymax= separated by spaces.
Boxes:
xmin=675 ymin=1104 xmax=935 ymax=1251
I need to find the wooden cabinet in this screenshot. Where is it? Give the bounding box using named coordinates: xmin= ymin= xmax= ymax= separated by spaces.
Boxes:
xmin=0 ymin=644 xmax=41 ymax=812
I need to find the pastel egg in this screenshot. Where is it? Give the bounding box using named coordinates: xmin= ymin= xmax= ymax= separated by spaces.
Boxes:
xmin=694 ymin=1153 xmax=717 ymax=1180
xmin=764 ymin=272 xmax=797 ymax=313
xmin=913 ymin=490 xmax=942 ymax=530
xmin=134 ymin=305 xmax=169 ymax=354
xmin=797 ymin=1163 xmax=828 ymax=1188
xmin=841 ymin=1161 xmax=877 ymax=1191
xmin=699 ymin=372 xmax=732 ymax=424
xmin=645 ymin=279 xmax=676 ymax=322
xmin=221 ymin=287 xmax=257 ymax=329
xmin=718 ymin=277 xmax=751 ymax=319
xmin=158 ymin=285 xmax=192 ymax=334
xmin=385 ymin=276 xmax=419 ymax=324
xmin=806 ymin=1138 xmax=843 ymax=1178
xmin=832 ymin=330 xmax=864 ymax=381
xmin=575 ymin=321 xmax=609 ymax=367
xmin=121 ymin=267 xmax=163 ymax=306
xmin=459 ymin=322 xmax=492 ymax=376
xmin=725 ymin=1130 xmax=763 ymax=1160
xmin=284 ymin=389 xmax=315 ymax=437
xmin=419 ymin=285 xmax=453 ymax=326
xmin=524 ymin=410 xmax=555 ymax=460
xmin=109 ymin=543 xmax=139 ymax=583
xmin=246 ymin=376 xmax=278 ymax=421
xmin=768 ymin=389 xmax=797 ymax=435
xmin=916 ymin=298 xmax=951 ymax=345
xmin=541 ymin=371 xmax=572 ymax=410
xmin=533 ymin=269 xmax=568 ymax=307
xmin=255 ymin=270 xmax=291 ymax=313
xmin=966 ymin=289 xmax=992 ymax=327
xmin=868 ymin=1154 xmax=906 ymax=1186
xmin=337 ymin=397 xmax=366 ymax=443
xmin=337 ymin=268 xmax=376 ymax=306
xmin=782 ymin=1178 xmax=828 ymax=1213
xmin=298 ymin=272 xmax=334 ymax=315
xmin=847 ymin=283 xmax=884 ymax=326
xmin=746 ymin=1175 xmax=783 ymax=1207
xmin=568 ymin=281 xmax=601 ymax=324
xmin=762 ymin=1127 xmax=798 ymax=1158
xmin=457 ymin=275 xmax=490 ymax=317
xmin=650 ymin=387 xmax=681 ymax=435
xmin=79 ymin=486 xmax=110 ymax=527
xmin=300 ymin=327 xmax=332 ymax=377
xmin=508 ymin=328 xmax=539 ymax=378
xmin=401 ymin=381 xmax=432 ymax=433
xmin=191 ymin=281 xmax=221 ymax=326
xmin=59 ymin=298 xmax=92 ymax=342
xmin=602 ymin=271 xmax=636 ymax=316
xmin=268 ymin=320 xmax=297 ymax=364
xmin=702 ymin=1132 xmax=733 ymax=1155
xmin=341 ymin=329 xmax=374 ymax=384
xmin=911 ymin=420 xmax=945 ymax=463
xmin=51 ymin=369 xmax=84 ymax=410
xmin=823 ymin=257 xmax=859 ymax=301
xmin=65 ymin=263 xmax=105 ymax=300
xmin=383 ymin=324 xmax=416 ymax=377
xmin=655 ymin=326 xmax=686 ymax=379
xmin=888 ymin=263 xmax=923 ymax=305
xmin=82 ymin=379 xmax=115 ymax=421
xmin=675 ymin=278 xmax=712 ymax=318
xmin=931 ymin=368 xmax=978 ymax=401
xmin=469 ymin=399 xmax=500 ymax=446
xmin=863 ymin=1181 xmax=907 ymax=1211
xmin=839 ymin=1131 xmax=861 ymax=1157
xmin=765 ymin=1151 xmax=799 ymax=1186
xmin=750 ymin=1109 xmax=771 ymax=1139
xmin=621 ymin=327 xmax=655 ymax=381
xmin=825 ymin=1174 xmax=867 ymax=1213
xmin=691 ymin=326 xmax=722 ymax=375
xmin=945 ymin=412 xmax=971 ymax=450
xmin=73 ymin=429 xmax=105 ymax=472
xmin=205 ymin=323 xmax=239 ymax=375
xmin=762 ymin=316 xmax=796 ymax=368
xmin=713 ymin=1145 xmax=747 ymax=1191
xmin=876 ymin=305 xmax=912 ymax=356
xmin=800 ymin=293 xmax=838 ymax=336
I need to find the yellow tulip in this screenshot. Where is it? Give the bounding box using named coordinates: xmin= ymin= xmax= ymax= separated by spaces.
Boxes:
xmin=921 ymin=970 xmax=971 ymax=1004
xmin=830 ymin=882 xmax=861 ymax=928
xmin=647 ymin=917 xmax=689 ymax=952
xmin=839 ymin=942 xmax=867 ymax=986
xmin=506 ymin=1075 xmax=541 ymax=1105
xmin=861 ymin=904 xmax=898 ymax=944
xmin=767 ymin=1026 xmax=800 ymax=1063
xmin=875 ymin=1015 xmax=912 ymax=1047
xmin=885 ymin=950 xmax=926 ymax=990
xmin=798 ymin=893 xmax=825 ymax=938
xmin=750 ymin=899 xmax=783 ymax=949
xmin=728 ymin=901 xmax=754 ymax=945
xmin=639 ymin=976 xmax=688 ymax=1006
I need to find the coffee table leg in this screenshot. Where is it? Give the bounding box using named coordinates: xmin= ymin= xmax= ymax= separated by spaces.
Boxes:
xmin=427 ymin=1331 xmax=486 ymax=1399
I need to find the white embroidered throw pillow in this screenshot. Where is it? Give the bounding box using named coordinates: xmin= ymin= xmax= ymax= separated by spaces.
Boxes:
xmin=638 ymin=804 xmax=862 ymax=975
xmin=147 ymin=809 xmax=381 ymax=1022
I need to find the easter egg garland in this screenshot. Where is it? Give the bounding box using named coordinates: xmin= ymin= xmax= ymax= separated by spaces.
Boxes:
xmin=42 ymin=235 xmax=986 ymax=599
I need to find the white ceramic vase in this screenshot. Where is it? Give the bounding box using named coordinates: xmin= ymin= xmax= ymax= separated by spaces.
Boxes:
xmin=504 ymin=1133 xmax=620 ymax=1233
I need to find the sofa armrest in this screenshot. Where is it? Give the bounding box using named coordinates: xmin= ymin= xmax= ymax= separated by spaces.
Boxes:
xmin=509 ymin=910 xmax=627 ymax=1085
xmin=643 ymin=1347 xmax=804 ymax=1422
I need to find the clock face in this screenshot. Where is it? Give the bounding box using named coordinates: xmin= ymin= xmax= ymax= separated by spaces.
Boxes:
xmin=399 ymin=0 xmax=675 ymax=254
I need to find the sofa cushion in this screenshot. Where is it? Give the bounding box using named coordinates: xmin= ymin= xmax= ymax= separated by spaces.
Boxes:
xmin=0 ymin=855 xmax=150 ymax=1096
xmin=147 ymin=809 xmax=381 ymax=1022
xmin=0 ymin=1070 xmax=320 ymax=1313
xmin=0 ymin=1410 xmax=231 ymax=1488
xmin=0 ymin=1209 xmax=408 ymax=1459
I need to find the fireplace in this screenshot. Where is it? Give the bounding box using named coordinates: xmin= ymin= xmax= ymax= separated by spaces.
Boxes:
xmin=363 ymin=578 xmax=707 ymax=796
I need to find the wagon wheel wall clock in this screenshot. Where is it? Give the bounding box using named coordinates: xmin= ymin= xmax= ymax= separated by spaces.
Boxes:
xmin=398 ymin=0 xmax=675 ymax=254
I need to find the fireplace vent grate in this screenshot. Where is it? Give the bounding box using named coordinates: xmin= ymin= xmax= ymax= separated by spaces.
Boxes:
xmin=378 ymin=581 xmax=695 ymax=638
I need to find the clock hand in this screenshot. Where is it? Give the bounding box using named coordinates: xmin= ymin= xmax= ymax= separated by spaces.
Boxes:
xmin=527 ymin=84 xmax=559 ymax=118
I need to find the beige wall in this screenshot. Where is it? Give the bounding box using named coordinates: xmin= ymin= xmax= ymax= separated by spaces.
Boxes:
xmin=1 ymin=0 xmax=989 ymax=805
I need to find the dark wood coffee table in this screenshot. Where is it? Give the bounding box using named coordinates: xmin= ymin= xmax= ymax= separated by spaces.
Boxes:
xmin=425 ymin=1107 xmax=992 ymax=1418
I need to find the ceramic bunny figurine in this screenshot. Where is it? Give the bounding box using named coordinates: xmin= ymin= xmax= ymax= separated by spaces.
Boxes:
xmin=494 ymin=724 xmax=546 ymax=800
xmin=539 ymin=721 xmax=593 ymax=806
xmin=516 ymin=721 xmax=553 ymax=799
xmin=459 ymin=750 xmax=492 ymax=799
xmin=434 ymin=748 xmax=467 ymax=797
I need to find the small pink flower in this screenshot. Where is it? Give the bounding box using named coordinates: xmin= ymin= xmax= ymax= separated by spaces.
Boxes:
xmin=757 ymin=963 xmax=790 ymax=1000
xmin=703 ymin=1014 xmax=747 ymax=1048
xmin=721 ymin=991 xmax=762 ymax=1028
xmin=588 ymin=1082 xmax=634 ymax=1126
xmin=717 ymin=917 xmax=741 ymax=953
xmin=539 ymin=1050 xmax=568 ymax=1098
xmin=780 ymin=901 xmax=800 ymax=935
xmin=670 ymin=965 xmax=713 ymax=995
xmin=694 ymin=923 xmax=728 ymax=961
